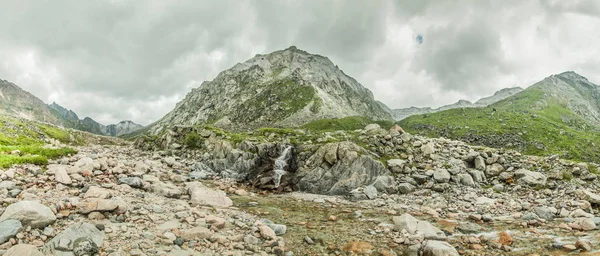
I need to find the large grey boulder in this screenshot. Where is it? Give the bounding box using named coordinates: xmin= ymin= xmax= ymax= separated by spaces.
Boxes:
xmin=433 ymin=169 xmax=450 ymax=183
xmin=422 ymin=240 xmax=459 ymax=256
xmin=514 ymin=169 xmax=547 ymax=186
xmin=42 ymin=222 xmax=105 ymax=256
xmin=392 ymin=213 xmax=446 ymax=240
xmin=0 ymin=201 xmax=56 ymax=228
xmin=294 ymin=142 xmax=394 ymax=195
xmin=5 ymin=244 xmax=45 ymax=256
xmin=0 ymin=219 xmax=22 ymax=244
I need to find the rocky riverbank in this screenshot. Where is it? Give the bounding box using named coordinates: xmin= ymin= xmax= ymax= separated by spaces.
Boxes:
xmin=2 ymin=124 xmax=600 ymax=255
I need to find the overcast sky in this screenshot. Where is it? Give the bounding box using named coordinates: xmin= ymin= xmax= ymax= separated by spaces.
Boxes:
xmin=1 ymin=0 xmax=599 ymax=125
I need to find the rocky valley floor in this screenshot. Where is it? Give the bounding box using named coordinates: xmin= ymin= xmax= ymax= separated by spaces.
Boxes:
xmin=3 ymin=133 xmax=600 ymax=255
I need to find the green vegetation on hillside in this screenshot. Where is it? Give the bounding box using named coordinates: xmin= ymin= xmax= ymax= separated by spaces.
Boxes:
xmin=0 ymin=115 xmax=80 ymax=168
xmin=400 ymin=88 xmax=600 ymax=162
xmin=302 ymin=116 xmax=393 ymax=132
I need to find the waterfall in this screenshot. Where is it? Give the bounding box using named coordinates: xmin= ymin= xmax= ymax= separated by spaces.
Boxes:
xmin=273 ymin=146 xmax=292 ymax=188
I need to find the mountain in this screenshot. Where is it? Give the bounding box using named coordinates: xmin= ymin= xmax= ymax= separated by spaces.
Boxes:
xmin=387 ymin=87 xmax=523 ymax=121
xmin=0 ymin=79 xmax=62 ymax=124
xmin=147 ymin=46 xmax=391 ymax=134
xmin=48 ymin=103 xmax=143 ymax=136
xmin=0 ymin=79 xmax=143 ymax=136
xmin=399 ymin=71 xmax=600 ymax=162
xmin=105 ymin=120 xmax=144 ymax=136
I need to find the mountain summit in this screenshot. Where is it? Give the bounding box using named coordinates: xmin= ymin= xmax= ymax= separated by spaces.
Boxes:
xmin=148 ymin=46 xmax=391 ymax=133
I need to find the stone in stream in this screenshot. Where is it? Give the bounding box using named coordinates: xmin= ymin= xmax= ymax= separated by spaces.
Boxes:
xmin=0 ymin=201 xmax=56 ymax=228
xmin=0 ymin=219 xmax=22 ymax=244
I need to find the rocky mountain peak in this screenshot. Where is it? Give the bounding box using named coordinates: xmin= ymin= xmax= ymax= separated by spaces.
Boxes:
xmin=148 ymin=47 xmax=391 ymax=133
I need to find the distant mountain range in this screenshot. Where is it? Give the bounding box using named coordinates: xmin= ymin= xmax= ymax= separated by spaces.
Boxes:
xmin=385 ymin=87 xmax=524 ymax=121
xmin=399 ymin=71 xmax=600 ymax=162
xmin=0 ymin=79 xmax=143 ymax=136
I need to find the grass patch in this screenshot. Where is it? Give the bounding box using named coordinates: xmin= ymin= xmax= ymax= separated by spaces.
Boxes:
xmin=399 ymin=88 xmax=600 ymax=162
xmin=302 ymin=116 xmax=393 ymax=132
xmin=562 ymin=171 xmax=573 ymax=181
xmin=0 ymin=154 xmax=48 ymax=168
xmin=184 ymin=132 xmax=202 ymax=149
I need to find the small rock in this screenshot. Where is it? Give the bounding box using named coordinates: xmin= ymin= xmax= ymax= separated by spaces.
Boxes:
xmin=118 ymin=177 xmax=143 ymax=188
xmin=576 ymin=240 xmax=592 ymax=252
xmin=304 ymin=236 xmax=314 ymax=245
xmin=73 ymin=237 xmax=99 ymax=256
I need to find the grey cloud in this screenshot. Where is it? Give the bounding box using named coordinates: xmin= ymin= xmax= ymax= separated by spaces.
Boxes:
xmin=0 ymin=0 xmax=599 ymax=123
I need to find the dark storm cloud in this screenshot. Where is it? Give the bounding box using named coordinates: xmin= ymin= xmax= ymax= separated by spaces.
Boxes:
xmin=0 ymin=0 xmax=599 ymax=124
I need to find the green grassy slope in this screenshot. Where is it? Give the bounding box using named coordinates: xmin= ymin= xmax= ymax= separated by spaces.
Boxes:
xmin=0 ymin=115 xmax=121 ymax=168
xmin=399 ymin=87 xmax=600 ymax=162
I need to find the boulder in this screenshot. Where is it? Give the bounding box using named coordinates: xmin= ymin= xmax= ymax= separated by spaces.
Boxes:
xmin=84 ymin=186 xmax=111 ymax=199
xmin=78 ymin=198 xmax=122 ymax=214
xmin=0 ymin=219 xmax=22 ymax=244
xmin=458 ymin=173 xmax=476 ymax=187
xmin=485 ymin=163 xmax=504 ymax=177
xmin=42 ymin=222 xmax=105 ymax=255
xmin=55 ymin=167 xmax=72 ymax=185
xmin=118 ymin=177 xmax=144 ymax=188
xmin=474 ymin=156 xmax=486 ymax=171
xmin=363 ymin=185 xmax=378 ymax=199
xmin=387 ymin=159 xmax=406 ymax=173
xmin=422 ymin=240 xmax=459 ymax=256
xmin=514 ymin=169 xmax=547 ymax=186
xmin=0 ymin=200 xmax=56 ymax=228
xmin=398 ymin=183 xmax=416 ymax=194
xmin=181 ymin=227 xmax=212 ymax=241
xmin=294 ymin=142 xmax=393 ymax=195
xmin=582 ymin=190 xmax=600 ymax=204
xmin=421 ymin=142 xmax=436 ymax=155
xmin=185 ymin=182 xmax=232 ymax=208
xmin=5 ymin=244 xmax=45 ymax=256
xmin=151 ymin=182 xmax=183 ymax=198
xmin=433 ymin=169 xmax=450 ymax=183
xmin=392 ymin=213 xmax=446 ymax=240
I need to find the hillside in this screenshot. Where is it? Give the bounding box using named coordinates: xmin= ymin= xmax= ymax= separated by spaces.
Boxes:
xmin=147 ymin=46 xmax=391 ymax=134
xmin=388 ymin=87 xmax=523 ymax=121
xmin=0 ymin=80 xmax=63 ymax=124
xmin=399 ymin=71 xmax=600 ymax=162
xmin=0 ymin=79 xmax=143 ymax=136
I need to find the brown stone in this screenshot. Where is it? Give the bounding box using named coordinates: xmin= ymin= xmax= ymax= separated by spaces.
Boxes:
xmin=498 ymin=231 xmax=513 ymax=246
xmin=328 ymin=215 xmax=337 ymax=221
xmin=342 ymin=241 xmax=373 ymax=254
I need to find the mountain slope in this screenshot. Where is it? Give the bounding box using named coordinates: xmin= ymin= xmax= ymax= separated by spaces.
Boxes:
xmin=1 ymin=79 xmax=143 ymax=136
xmin=399 ymin=71 xmax=600 ymax=162
xmin=147 ymin=46 xmax=391 ymax=134
xmin=0 ymin=80 xmax=62 ymax=124
xmin=388 ymin=87 xmax=523 ymax=121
